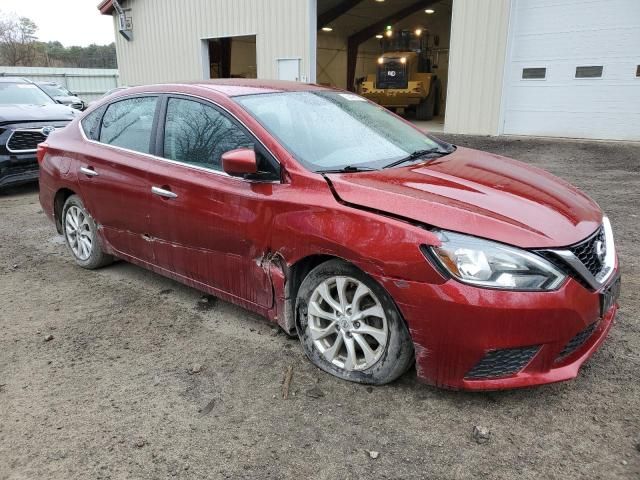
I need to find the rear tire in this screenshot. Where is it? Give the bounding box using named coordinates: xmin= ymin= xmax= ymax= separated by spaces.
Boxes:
xmin=296 ymin=259 xmax=414 ymax=385
xmin=62 ymin=195 xmax=113 ymax=269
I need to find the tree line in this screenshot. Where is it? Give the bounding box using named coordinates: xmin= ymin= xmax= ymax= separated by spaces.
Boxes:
xmin=0 ymin=13 xmax=117 ymax=69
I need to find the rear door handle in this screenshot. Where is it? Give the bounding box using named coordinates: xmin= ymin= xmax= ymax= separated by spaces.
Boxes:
xmin=80 ymin=166 xmax=98 ymax=177
xmin=151 ymin=186 xmax=178 ymax=199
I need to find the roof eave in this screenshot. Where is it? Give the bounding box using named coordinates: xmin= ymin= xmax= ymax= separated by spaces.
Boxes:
xmin=97 ymin=0 xmax=115 ymax=15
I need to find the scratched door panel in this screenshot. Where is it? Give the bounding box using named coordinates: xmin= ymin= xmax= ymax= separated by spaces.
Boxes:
xmin=76 ymin=144 xmax=155 ymax=264
xmin=146 ymin=161 xmax=277 ymax=308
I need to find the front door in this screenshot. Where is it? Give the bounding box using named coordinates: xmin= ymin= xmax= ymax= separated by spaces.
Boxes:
xmin=145 ymin=96 xmax=280 ymax=308
xmin=76 ymin=95 xmax=159 ymax=264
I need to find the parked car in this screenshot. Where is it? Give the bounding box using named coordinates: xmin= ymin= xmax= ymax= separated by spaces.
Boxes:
xmin=86 ymin=87 xmax=130 ymax=109
xmin=102 ymin=86 xmax=129 ymax=97
xmin=37 ymin=82 xmax=86 ymax=111
xmin=38 ymin=80 xmax=620 ymax=390
xmin=0 ymin=77 xmax=77 ymax=189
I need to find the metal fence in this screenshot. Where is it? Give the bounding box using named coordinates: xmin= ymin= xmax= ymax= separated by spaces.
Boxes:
xmin=0 ymin=66 xmax=119 ymax=102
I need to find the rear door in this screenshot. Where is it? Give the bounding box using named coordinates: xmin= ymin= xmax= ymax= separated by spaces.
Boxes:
xmin=145 ymin=95 xmax=282 ymax=308
xmin=77 ymin=95 xmax=159 ymax=264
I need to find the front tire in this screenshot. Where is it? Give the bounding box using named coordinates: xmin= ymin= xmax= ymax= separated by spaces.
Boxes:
xmin=296 ymin=259 xmax=414 ymax=385
xmin=62 ymin=195 xmax=113 ymax=269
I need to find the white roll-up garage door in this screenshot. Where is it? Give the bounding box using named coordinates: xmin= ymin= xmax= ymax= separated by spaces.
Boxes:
xmin=501 ymin=0 xmax=640 ymax=141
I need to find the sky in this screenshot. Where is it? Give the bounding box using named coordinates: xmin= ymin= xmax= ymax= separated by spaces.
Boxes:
xmin=1 ymin=0 xmax=115 ymax=47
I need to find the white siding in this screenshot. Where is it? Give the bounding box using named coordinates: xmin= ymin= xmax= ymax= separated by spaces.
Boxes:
xmin=444 ymin=0 xmax=511 ymax=135
xmin=501 ymin=0 xmax=640 ymax=141
xmin=112 ymin=0 xmax=315 ymax=86
xmin=0 ymin=66 xmax=119 ymax=102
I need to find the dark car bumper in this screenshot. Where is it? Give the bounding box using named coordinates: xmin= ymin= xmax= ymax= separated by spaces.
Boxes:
xmin=0 ymin=152 xmax=39 ymax=189
xmin=378 ymin=265 xmax=620 ymax=390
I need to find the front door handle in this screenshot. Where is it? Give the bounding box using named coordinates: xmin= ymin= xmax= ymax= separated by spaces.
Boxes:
xmin=80 ymin=166 xmax=98 ymax=177
xmin=151 ymin=186 xmax=178 ymax=199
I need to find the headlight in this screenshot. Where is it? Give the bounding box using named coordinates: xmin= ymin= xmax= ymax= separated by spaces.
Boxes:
xmin=428 ymin=231 xmax=566 ymax=291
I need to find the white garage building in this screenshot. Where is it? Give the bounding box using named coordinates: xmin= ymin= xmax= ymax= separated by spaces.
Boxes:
xmin=99 ymin=0 xmax=640 ymax=141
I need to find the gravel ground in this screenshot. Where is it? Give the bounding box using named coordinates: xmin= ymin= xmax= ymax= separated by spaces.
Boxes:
xmin=1 ymin=135 xmax=639 ymax=480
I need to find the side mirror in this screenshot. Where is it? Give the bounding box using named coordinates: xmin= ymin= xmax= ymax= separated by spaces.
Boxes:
xmin=221 ymin=148 xmax=258 ymax=176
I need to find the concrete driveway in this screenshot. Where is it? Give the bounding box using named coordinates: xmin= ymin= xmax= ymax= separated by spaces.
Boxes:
xmin=1 ymin=135 xmax=638 ymax=479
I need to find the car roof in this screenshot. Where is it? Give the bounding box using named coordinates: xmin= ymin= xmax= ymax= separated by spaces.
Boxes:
xmin=123 ymin=79 xmax=335 ymax=98
xmin=0 ymin=77 xmax=30 ymax=84
xmin=194 ymin=79 xmax=334 ymax=96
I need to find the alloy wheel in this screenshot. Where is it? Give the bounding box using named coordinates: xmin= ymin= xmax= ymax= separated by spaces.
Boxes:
xmin=64 ymin=205 xmax=93 ymax=261
xmin=307 ymin=276 xmax=389 ymax=371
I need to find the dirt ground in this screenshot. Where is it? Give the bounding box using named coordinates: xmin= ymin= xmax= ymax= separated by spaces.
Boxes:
xmin=1 ymin=135 xmax=639 ymax=480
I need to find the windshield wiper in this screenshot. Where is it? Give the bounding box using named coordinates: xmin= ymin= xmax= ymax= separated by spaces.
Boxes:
xmin=383 ymin=148 xmax=449 ymax=169
xmin=317 ymin=165 xmax=378 ymax=174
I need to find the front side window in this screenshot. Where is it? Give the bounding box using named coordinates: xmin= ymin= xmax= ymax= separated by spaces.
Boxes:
xmin=235 ymin=91 xmax=444 ymax=172
xmin=100 ymin=96 xmax=157 ymax=154
xmin=39 ymin=83 xmax=71 ymax=97
xmin=163 ymin=98 xmax=254 ymax=171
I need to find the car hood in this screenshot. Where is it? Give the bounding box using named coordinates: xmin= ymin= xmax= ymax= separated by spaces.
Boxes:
xmin=0 ymin=104 xmax=76 ymax=125
xmin=325 ymin=146 xmax=602 ymax=248
xmin=53 ymin=95 xmax=82 ymax=104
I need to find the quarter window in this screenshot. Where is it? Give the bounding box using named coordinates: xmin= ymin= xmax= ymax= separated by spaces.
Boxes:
xmin=163 ymin=98 xmax=253 ymax=171
xmin=81 ymin=105 xmax=107 ymax=141
xmin=100 ymin=96 xmax=158 ymax=154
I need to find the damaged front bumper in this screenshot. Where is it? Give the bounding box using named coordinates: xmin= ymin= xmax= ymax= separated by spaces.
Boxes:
xmin=377 ymin=269 xmax=619 ymax=391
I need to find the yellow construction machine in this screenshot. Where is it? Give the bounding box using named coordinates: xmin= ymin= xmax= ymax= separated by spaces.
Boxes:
xmin=358 ymin=29 xmax=441 ymax=120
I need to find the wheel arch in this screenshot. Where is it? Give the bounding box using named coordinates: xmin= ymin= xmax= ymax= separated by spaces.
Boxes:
xmin=286 ymin=254 xmax=336 ymax=306
xmin=284 ymin=254 xmax=411 ymax=340
xmin=53 ymin=187 xmax=77 ymax=234
xmin=291 ymin=255 xmax=416 ymax=384
xmin=276 ymin=254 xmax=337 ymax=335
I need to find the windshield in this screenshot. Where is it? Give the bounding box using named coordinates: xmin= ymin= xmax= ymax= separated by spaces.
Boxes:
xmin=235 ymin=91 xmax=445 ymax=171
xmin=0 ymin=82 xmax=56 ymax=106
xmin=39 ymin=83 xmax=70 ymax=97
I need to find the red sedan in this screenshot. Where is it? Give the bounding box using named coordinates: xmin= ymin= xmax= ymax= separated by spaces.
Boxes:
xmin=38 ymin=80 xmax=620 ymax=390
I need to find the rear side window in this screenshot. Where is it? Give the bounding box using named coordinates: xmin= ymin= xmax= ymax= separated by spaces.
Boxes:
xmin=81 ymin=105 xmax=107 ymax=141
xmin=163 ymin=97 xmax=253 ymax=171
xmin=100 ymin=96 xmax=157 ymax=154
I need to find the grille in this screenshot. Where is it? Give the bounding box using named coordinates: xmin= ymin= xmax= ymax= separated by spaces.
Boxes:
xmin=465 ymin=346 xmax=540 ymax=379
xmin=558 ymin=321 xmax=599 ymax=360
xmin=537 ymin=251 xmax=591 ymax=290
xmin=569 ymin=226 xmax=606 ymax=277
xmin=377 ymin=60 xmax=408 ymax=89
xmin=7 ymin=130 xmax=48 ymax=152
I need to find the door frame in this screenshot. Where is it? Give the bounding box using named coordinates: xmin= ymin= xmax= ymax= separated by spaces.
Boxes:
xmin=199 ymin=32 xmax=259 ymax=80
xmin=151 ymin=93 xmax=282 ymax=181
